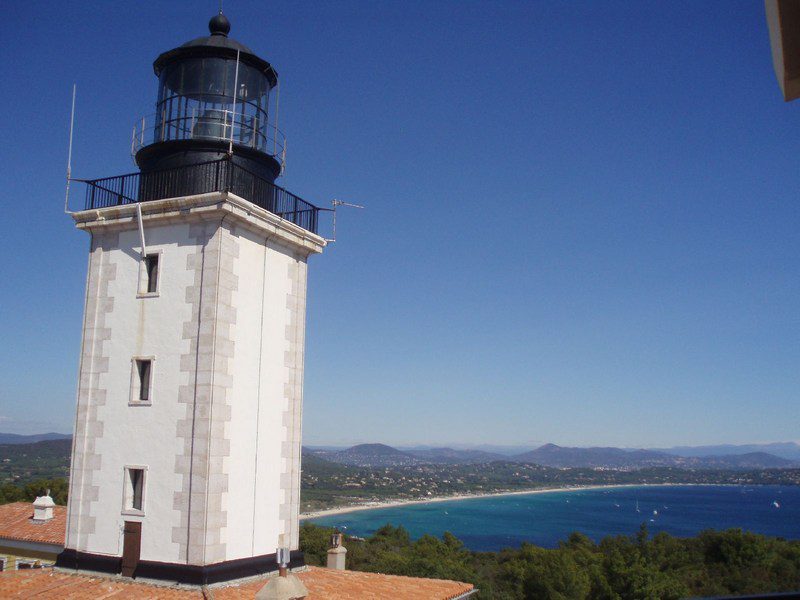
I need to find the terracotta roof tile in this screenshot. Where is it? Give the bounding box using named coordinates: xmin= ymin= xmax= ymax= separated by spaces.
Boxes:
xmin=298 ymin=566 xmax=475 ymax=600
xmin=0 ymin=502 xmax=66 ymax=546
xmin=0 ymin=567 xmax=475 ymax=599
xmin=0 ymin=570 xmax=197 ymax=598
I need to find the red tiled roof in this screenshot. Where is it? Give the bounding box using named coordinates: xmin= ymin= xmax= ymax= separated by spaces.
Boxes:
xmin=0 ymin=502 xmax=66 ymax=546
xmin=295 ymin=567 xmax=475 ymax=600
xmin=0 ymin=567 xmax=475 ymax=599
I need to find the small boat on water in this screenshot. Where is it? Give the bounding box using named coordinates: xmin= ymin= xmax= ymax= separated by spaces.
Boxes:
xmin=773 ymin=501 xmax=781 ymax=509
xmin=653 ymin=509 xmax=658 ymax=516
xmin=636 ymin=500 xmax=640 ymax=513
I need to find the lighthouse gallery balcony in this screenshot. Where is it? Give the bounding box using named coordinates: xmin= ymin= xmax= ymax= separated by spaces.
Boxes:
xmin=77 ymin=157 xmax=321 ymax=234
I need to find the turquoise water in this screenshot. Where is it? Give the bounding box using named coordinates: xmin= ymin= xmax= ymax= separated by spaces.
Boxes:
xmin=309 ymin=485 xmax=800 ymax=551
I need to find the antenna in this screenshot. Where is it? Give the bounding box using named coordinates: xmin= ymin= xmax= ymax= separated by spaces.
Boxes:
xmin=326 ymin=199 xmax=365 ymax=243
xmin=64 ymin=83 xmax=77 ymax=214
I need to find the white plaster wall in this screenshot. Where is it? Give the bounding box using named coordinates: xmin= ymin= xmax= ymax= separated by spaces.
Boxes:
xmin=71 ymin=202 xmax=317 ymax=566
xmin=221 ymin=225 xmax=262 ymax=559
xmin=79 ymin=223 xmax=197 ymax=562
xmin=224 ymin=229 xmax=300 ymax=560
xmin=254 ymin=239 xmax=301 ymax=556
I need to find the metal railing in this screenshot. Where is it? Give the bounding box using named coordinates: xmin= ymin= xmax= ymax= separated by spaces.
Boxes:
xmin=79 ymin=158 xmax=319 ymax=234
xmin=132 ymin=110 xmax=286 ymax=172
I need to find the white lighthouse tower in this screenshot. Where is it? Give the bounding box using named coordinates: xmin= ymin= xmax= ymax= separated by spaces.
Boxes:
xmin=60 ymin=12 xmax=325 ymax=585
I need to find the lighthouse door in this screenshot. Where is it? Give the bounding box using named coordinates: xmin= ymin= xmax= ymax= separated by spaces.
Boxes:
xmin=121 ymin=521 xmax=142 ymax=577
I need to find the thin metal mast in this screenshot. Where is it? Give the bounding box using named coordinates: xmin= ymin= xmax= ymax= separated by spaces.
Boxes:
xmin=327 ymin=199 xmax=365 ymax=243
xmin=64 ymin=83 xmax=77 ymax=213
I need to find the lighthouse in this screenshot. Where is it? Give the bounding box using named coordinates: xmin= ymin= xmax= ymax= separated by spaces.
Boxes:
xmin=59 ymin=12 xmax=325 ymax=585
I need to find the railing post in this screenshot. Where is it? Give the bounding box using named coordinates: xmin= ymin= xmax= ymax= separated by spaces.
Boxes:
xmin=116 ymin=175 xmax=124 ymax=206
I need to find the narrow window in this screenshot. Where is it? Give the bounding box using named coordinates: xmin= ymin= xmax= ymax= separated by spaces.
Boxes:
xmin=136 ymin=359 xmax=152 ymax=402
xmin=126 ymin=468 xmax=145 ymax=511
xmin=144 ymin=254 xmax=159 ymax=293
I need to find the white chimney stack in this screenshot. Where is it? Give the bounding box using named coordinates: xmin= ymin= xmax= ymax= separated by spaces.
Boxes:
xmin=32 ymin=491 xmax=55 ymax=522
xmin=326 ymin=532 xmax=347 ymax=571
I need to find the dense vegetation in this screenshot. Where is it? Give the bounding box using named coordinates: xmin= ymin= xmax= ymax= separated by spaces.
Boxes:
xmin=0 ymin=478 xmax=68 ymax=505
xmin=301 ymin=522 xmax=800 ymax=599
xmin=0 ymin=439 xmax=71 ymax=484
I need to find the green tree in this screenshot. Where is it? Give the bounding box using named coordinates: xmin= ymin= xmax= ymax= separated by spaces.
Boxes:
xmin=298 ymin=522 xmax=800 ymax=600
xmin=523 ymin=549 xmax=591 ymax=599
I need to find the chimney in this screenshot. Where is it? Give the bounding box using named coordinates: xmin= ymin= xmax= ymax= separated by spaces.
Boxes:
xmin=255 ymin=547 xmax=308 ymax=600
xmin=326 ymin=532 xmax=347 ymax=570
xmin=32 ymin=490 xmax=55 ymax=522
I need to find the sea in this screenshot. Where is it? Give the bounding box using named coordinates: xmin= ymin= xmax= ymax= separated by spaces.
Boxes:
xmin=308 ymin=485 xmax=800 ymax=552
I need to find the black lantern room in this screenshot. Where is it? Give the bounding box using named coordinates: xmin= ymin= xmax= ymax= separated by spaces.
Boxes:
xmin=134 ymin=13 xmax=283 ymax=183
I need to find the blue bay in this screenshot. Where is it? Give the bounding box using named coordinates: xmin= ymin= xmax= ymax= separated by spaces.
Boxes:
xmin=308 ymin=485 xmax=800 ymax=552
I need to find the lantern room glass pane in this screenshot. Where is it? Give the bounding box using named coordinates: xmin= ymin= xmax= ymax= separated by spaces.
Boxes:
xmin=154 ymin=58 xmax=273 ymax=153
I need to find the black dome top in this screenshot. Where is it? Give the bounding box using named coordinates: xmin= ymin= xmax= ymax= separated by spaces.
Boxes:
xmin=209 ymin=13 xmax=231 ymax=36
xmin=177 ymin=13 xmax=254 ymax=55
xmin=152 ymin=13 xmax=277 ymax=87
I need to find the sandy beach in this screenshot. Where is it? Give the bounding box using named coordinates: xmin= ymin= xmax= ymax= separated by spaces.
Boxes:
xmin=300 ymin=483 xmax=694 ymax=520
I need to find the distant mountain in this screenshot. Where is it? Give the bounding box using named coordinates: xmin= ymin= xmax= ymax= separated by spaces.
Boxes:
xmin=402 ymin=444 xmax=539 ymax=457
xmin=0 ymin=438 xmax=72 ymax=483
xmin=655 ymin=442 xmax=800 ymax=462
xmin=404 ymin=447 xmax=506 ymax=464
xmin=0 ymin=438 xmax=72 ymax=460
xmin=514 ymin=444 xmax=673 ymax=469
xmin=513 ymin=444 xmax=797 ymax=470
xmin=0 ymin=432 xmax=71 ymax=445
xmin=310 ymin=443 xmax=421 ymax=467
xmin=301 ymin=448 xmax=350 ymax=476
xmin=687 ymin=452 xmax=795 ymax=469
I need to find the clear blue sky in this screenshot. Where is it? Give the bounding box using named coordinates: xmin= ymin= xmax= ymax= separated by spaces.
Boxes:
xmin=1 ymin=1 xmax=797 ymax=448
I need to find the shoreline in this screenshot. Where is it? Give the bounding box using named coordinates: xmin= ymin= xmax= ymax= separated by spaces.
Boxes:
xmin=300 ymin=482 xmax=705 ymax=520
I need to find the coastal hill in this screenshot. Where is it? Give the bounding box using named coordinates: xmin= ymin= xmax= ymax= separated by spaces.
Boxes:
xmin=0 ymin=432 xmax=71 ymax=444
xmin=405 ymin=447 xmax=507 ymax=464
xmin=307 ymin=444 xmax=507 ymax=466
xmin=655 ymin=442 xmax=800 ymax=462
xmin=512 ymin=443 xmax=797 ymax=469
xmin=2 ymin=436 xmax=797 ymax=484
xmin=310 ymin=443 xmax=421 ymax=467
xmin=307 ymin=442 xmax=797 ymax=470
xmin=0 ymin=438 xmax=72 ymax=483
xmin=513 ymin=444 xmax=673 ymax=468
xmin=3 ymin=436 xmax=799 ymax=514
